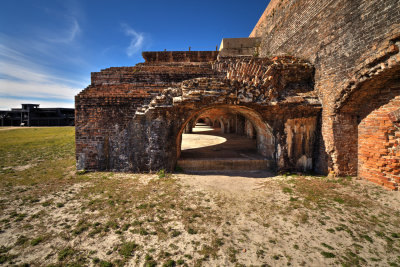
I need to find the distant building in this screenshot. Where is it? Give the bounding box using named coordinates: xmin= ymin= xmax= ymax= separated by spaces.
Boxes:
xmin=0 ymin=104 xmax=74 ymax=127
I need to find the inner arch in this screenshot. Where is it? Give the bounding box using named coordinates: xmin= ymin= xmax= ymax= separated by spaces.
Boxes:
xmin=175 ymin=105 xmax=275 ymax=171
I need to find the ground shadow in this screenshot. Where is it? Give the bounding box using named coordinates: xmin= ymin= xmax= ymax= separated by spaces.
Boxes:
xmin=177 ymin=170 xmax=276 ymax=178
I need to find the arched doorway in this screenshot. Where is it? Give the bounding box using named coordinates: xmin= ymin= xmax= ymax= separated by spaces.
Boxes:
xmin=334 ymin=65 xmax=400 ymax=189
xmin=175 ymin=105 xmax=275 ymax=171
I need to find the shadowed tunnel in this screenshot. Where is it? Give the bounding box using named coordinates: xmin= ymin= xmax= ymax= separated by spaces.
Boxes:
xmin=176 ymin=106 xmax=274 ymax=172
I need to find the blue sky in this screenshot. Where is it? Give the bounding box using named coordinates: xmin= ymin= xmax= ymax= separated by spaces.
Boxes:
xmin=0 ymin=0 xmax=268 ymax=109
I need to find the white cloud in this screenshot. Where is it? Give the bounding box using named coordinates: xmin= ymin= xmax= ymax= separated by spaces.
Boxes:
xmin=0 ymin=44 xmax=85 ymax=110
xmin=45 ymin=17 xmax=81 ymax=44
xmin=0 ymin=44 xmax=28 ymax=63
xmin=0 ymin=60 xmax=83 ymax=87
xmin=121 ymin=24 xmax=144 ymax=56
xmin=0 ymin=2 xmax=88 ymax=110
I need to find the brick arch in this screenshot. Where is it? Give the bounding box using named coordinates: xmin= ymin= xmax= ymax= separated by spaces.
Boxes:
xmin=333 ymin=64 xmax=400 ymax=189
xmin=213 ymin=119 xmax=220 ymax=128
xmin=122 ymin=74 xmax=287 ymax=172
xmin=75 ymin=56 xmax=320 ymax=173
xmin=334 ymin=35 xmax=400 ymax=113
xmin=330 ymin=34 xmax=400 ymax=181
xmin=358 ymin=102 xmax=400 ymax=189
xmin=201 ymin=117 xmax=212 ymax=126
xmin=174 ymin=105 xmax=275 ymax=162
xmin=196 ymin=118 xmax=206 ymax=124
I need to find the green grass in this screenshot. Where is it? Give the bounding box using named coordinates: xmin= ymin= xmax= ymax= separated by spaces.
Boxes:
xmin=282 ymin=187 xmax=293 ymax=194
xmin=0 ymin=127 xmax=75 ymax=187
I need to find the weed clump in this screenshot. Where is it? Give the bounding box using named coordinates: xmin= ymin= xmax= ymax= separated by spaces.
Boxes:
xmin=163 ymin=259 xmax=176 ymax=267
xmin=118 ymin=241 xmax=138 ymax=258
xmin=144 ymin=254 xmax=157 ymax=267
xmin=30 ymin=236 xmax=43 ymax=246
xmin=58 ymin=247 xmax=75 ymax=261
xmin=321 ymin=251 xmax=335 ymax=258
xmin=15 ymin=235 xmax=28 ymax=246
xmin=157 ymin=169 xmax=167 ymax=178
xmin=187 ymin=227 xmax=197 ymax=235
xmin=99 ymin=260 xmax=113 ymax=267
xmin=171 ymin=230 xmax=181 ymax=238
xmin=282 ymin=187 xmax=293 ymax=194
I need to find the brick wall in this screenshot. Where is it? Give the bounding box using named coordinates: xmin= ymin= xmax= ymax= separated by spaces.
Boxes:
xmin=76 ymin=56 xmax=321 ymax=173
xmin=359 ymin=95 xmax=400 ymax=190
xmin=251 ymin=0 xmax=400 ymax=177
xmin=75 ymin=60 xmax=220 ymax=171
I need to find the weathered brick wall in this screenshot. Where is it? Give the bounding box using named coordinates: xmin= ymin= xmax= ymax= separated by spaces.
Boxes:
xmin=75 ymin=1 xmax=399 ymax=189
xmin=75 ymin=94 xmax=145 ymax=170
xmin=139 ymin=75 xmax=320 ymax=172
xmin=251 ymin=0 xmax=400 ymax=179
xmin=76 ymin=56 xmax=322 ymax=173
xmin=358 ymin=95 xmax=400 ymax=190
xmin=212 ymin=56 xmax=316 ymax=104
xmin=284 ymin=117 xmax=316 ymax=172
xmin=75 ymin=56 xmax=221 ymax=171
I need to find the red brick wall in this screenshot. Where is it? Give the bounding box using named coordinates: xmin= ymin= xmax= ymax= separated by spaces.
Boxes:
xmin=251 ymin=0 xmax=400 ymax=175
xmin=358 ymin=96 xmax=400 ymax=190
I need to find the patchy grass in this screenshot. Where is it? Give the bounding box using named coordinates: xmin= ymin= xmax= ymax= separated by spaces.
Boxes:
xmin=0 ymin=127 xmax=400 ymax=266
xmin=285 ymin=176 xmax=364 ymax=208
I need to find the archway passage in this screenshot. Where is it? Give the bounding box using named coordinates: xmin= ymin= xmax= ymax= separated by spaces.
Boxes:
xmin=177 ymin=107 xmax=270 ymax=171
xmin=335 ymin=66 xmax=400 ymax=190
xmin=358 ymin=99 xmax=400 ymax=189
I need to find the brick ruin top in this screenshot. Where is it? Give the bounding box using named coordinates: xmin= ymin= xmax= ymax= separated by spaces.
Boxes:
xmin=142 ymin=51 xmax=219 ymax=63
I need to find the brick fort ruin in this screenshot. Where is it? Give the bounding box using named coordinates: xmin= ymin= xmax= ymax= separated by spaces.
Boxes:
xmin=76 ymin=0 xmax=400 ymax=190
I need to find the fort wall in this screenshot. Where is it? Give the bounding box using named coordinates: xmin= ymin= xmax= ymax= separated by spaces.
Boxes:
xmin=76 ymin=56 xmax=321 ymax=173
xmin=251 ymin=0 xmax=400 ymax=180
xmin=75 ymin=1 xmax=400 ymax=190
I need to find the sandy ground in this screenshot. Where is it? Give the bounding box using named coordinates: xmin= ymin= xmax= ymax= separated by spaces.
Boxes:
xmin=1 ymin=172 xmax=400 ymax=266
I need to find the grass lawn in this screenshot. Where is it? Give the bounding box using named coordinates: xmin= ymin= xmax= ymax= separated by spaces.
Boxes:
xmin=0 ymin=127 xmax=400 ymax=266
